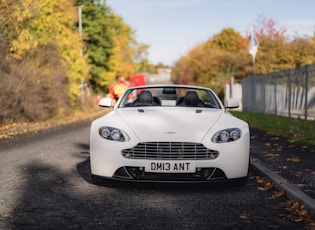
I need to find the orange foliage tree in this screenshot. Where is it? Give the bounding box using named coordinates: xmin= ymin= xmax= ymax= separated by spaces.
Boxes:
xmin=172 ymin=14 xmax=315 ymax=99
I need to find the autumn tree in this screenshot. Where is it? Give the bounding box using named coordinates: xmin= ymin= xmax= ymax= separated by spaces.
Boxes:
xmin=253 ymin=14 xmax=287 ymax=40
xmin=173 ymin=28 xmax=252 ymax=98
xmin=102 ymin=12 xmax=150 ymax=88
xmin=77 ymin=0 xmax=114 ymax=93
xmin=0 ymin=38 xmax=71 ymax=122
xmin=0 ymin=0 xmax=89 ymax=103
xmin=77 ymin=0 xmax=150 ymax=93
xmin=0 ymin=0 xmax=90 ymax=122
xmin=288 ymin=37 xmax=315 ymax=67
xmin=210 ymin=28 xmax=243 ymax=52
xmin=249 ymin=15 xmax=315 ymax=71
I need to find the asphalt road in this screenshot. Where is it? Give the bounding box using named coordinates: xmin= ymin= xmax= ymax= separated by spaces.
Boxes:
xmin=0 ymin=122 xmax=309 ymax=229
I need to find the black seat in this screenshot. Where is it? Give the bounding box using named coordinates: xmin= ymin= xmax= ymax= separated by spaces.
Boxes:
xmin=176 ymin=96 xmax=184 ymax=105
xmin=134 ymin=91 xmax=153 ymax=106
xmin=153 ymin=96 xmax=161 ymax=105
xmin=184 ymin=91 xmax=200 ymax=107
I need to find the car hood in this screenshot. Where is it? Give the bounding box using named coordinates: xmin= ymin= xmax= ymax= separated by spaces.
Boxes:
xmin=117 ymin=108 xmax=223 ymax=142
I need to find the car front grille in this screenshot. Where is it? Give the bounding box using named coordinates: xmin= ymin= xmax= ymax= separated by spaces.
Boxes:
xmin=122 ymin=142 xmax=219 ymax=160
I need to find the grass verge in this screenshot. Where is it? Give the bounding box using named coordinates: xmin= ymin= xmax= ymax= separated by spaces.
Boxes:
xmin=231 ymin=111 xmax=315 ymax=146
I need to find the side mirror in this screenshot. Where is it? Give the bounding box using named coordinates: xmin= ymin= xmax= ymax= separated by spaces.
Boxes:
xmin=225 ymin=98 xmax=239 ymax=109
xmin=99 ymin=98 xmax=114 ymax=107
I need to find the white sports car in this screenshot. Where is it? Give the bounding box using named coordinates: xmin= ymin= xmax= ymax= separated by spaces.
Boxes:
xmin=90 ymin=85 xmax=250 ymax=185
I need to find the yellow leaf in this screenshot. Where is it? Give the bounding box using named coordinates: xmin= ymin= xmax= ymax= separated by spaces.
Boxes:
xmin=298 ymin=210 xmax=308 ymax=216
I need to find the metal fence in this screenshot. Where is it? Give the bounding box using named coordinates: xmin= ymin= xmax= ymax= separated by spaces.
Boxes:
xmin=241 ymin=64 xmax=315 ymax=120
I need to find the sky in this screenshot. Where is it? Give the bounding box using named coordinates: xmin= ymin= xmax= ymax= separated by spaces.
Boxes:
xmin=106 ymin=0 xmax=315 ymax=66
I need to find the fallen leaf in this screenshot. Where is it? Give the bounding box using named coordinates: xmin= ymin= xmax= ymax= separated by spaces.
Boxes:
xmin=255 ymin=177 xmax=265 ymax=184
xmin=297 ymin=184 xmax=306 ymax=187
xmin=293 ymin=217 xmax=303 ymax=222
xmin=269 ymin=191 xmax=285 ymax=199
xmin=291 ymin=157 xmax=301 ymax=163
xmin=257 ymin=186 xmax=269 ymax=191
xmin=295 ymin=172 xmax=302 ymax=177
xmin=265 ymin=153 xmax=279 ymax=157
xmin=299 ymin=210 xmax=308 ymax=216
xmin=281 ymin=200 xmax=315 ymax=225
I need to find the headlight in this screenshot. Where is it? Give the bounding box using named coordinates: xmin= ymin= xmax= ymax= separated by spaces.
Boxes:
xmin=99 ymin=126 xmax=130 ymax=142
xmin=211 ymin=128 xmax=241 ymax=143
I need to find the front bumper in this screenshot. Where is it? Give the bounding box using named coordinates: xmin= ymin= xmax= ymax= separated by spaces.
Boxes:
xmin=113 ymin=166 xmax=227 ymax=182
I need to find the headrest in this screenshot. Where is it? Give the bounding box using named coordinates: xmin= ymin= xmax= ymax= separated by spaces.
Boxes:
xmin=184 ymin=91 xmax=199 ymax=107
xmin=138 ymin=91 xmax=153 ymax=104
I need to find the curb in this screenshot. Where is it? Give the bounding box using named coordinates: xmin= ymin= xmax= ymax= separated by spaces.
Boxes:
xmin=250 ymin=157 xmax=315 ymax=218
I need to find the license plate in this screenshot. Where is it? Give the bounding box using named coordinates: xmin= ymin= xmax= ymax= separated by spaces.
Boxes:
xmin=145 ymin=161 xmax=195 ymax=173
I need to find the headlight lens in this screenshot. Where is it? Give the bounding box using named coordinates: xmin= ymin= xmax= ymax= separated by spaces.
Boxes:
xmin=212 ymin=128 xmax=241 ymax=143
xmin=99 ymin=126 xmax=130 ymax=142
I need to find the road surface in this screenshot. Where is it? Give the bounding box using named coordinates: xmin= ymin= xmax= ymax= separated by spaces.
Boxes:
xmin=0 ymin=122 xmax=307 ymax=229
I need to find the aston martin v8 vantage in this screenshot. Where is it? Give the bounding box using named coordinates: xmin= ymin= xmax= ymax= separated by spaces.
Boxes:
xmin=90 ymin=85 xmax=250 ymax=185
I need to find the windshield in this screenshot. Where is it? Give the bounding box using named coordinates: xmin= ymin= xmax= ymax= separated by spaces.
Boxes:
xmin=118 ymin=86 xmax=221 ymax=109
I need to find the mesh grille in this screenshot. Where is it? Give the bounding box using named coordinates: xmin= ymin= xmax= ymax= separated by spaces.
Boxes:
xmin=122 ymin=142 xmax=219 ymax=160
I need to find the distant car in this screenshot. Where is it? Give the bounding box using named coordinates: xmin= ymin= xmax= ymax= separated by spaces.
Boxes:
xmin=90 ymin=85 xmax=250 ymax=185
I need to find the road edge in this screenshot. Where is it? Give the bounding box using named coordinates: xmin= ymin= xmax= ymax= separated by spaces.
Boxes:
xmin=250 ymin=157 xmax=315 ymax=218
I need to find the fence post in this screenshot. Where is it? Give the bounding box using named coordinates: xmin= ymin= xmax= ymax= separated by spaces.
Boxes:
xmin=288 ymin=69 xmax=291 ymax=118
xmin=254 ymin=75 xmax=257 ymax=112
xmin=305 ymin=65 xmax=309 ymax=120
xmin=263 ymin=75 xmax=266 ymax=113
xmin=274 ymin=72 xmax=277 ymax=115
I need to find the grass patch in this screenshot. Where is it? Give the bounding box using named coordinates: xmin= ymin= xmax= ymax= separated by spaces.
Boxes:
xmin=231 ymin=111 xmax=315 ymax=146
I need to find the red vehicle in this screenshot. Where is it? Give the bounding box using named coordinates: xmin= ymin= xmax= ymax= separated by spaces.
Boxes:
xmin=129 ymin=74 xmax=146 ymax=87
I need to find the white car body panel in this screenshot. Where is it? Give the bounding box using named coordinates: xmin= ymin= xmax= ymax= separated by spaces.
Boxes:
xmin=90 ymin=85 xmax=250 ymax=184
xmin=118 ymin=108 xmax=222 ymax=142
